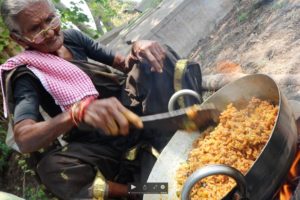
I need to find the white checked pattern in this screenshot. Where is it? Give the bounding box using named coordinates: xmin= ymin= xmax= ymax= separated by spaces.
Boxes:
xmin=0 ymin=50 xmax=99 ymax=117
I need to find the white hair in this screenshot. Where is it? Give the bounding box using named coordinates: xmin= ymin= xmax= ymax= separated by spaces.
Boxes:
xmin=1 ymin=0 xmax=56 ymax=33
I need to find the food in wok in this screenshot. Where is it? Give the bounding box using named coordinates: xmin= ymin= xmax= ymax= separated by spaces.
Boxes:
xmin=176 ymin=97 xmax=278 ymax=199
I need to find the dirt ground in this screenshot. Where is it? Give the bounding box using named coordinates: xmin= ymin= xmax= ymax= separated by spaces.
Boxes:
xmin=190 ymin=0 xmax=300 ymax=100
xmin=2 ymin=0 xmax=300 ymax=199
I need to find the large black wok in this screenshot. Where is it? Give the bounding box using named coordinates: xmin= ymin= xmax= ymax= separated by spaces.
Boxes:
xmin=144 ymin=74 xmax=298 ymax=200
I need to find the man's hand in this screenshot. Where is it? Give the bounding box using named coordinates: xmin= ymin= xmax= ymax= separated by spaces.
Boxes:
xmin=83 ymin=97 xmax=143 ymax=136
xmin=127 ymin=40 xmax=166 ymax=73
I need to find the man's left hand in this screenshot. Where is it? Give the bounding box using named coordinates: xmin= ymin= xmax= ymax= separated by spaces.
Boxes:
xmin=127 ymin=40 xmax=166 ymax=73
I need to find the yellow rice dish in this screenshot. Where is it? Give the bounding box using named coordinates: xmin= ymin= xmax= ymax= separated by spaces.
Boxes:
xmin=176 ymin=97 xmax=278 ymax=200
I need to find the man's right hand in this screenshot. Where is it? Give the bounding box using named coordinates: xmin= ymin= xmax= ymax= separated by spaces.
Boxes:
xmin=83 ymin=97 xmax=143 ymax=136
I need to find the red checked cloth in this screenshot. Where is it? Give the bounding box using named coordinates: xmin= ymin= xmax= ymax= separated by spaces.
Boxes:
xmin=0 ymin=50 xmax=99 ymax=117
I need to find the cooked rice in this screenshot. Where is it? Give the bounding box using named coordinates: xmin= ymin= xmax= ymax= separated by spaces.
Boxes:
xmin=176 ymin=97 xmax=278 ymax=200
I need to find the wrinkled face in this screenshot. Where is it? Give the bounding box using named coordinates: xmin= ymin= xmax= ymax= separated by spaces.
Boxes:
xmin=14 ymin=1 xmax=64 ymax=53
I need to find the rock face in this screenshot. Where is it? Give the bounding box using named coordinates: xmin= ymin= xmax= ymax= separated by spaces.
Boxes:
xmin=104 ymin=0 xmax=235 ymax=57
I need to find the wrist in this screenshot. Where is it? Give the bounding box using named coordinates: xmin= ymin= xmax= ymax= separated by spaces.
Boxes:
xmin=69 ymin=96 xmax=96 ymax=126
xmin=130 ymin=41 xmax=140 ymax=61
xmin=69 ymin=101 xmax=80 ymax=126
xmin=107 ymin=181 xmax=128 ymax=198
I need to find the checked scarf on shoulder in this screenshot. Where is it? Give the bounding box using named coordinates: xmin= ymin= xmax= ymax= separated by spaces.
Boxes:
xmin=0 ymin=50 xmax=99 ymax=117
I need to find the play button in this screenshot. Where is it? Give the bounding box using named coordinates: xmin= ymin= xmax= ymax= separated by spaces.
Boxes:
xmin=130 ymin=184 xmax=136 ymax=190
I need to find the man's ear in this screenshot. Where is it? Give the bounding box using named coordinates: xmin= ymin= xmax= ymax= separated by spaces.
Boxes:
xmin=10 ymin=33 xmax=29 ymax=49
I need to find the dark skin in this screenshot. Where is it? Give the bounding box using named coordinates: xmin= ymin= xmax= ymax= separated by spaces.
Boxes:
xmin=10 ymin=1 xmax=166 ymax=198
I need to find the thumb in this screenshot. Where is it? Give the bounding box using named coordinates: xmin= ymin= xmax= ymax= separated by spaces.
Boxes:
xmin=122 ymin=110 xmax=143 ymax=129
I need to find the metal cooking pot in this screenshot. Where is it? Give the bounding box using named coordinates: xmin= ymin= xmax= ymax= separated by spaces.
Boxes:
xmin=144 ymin=74 xmax=298 ymax=200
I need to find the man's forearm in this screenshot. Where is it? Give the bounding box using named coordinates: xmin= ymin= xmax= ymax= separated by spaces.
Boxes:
xmin=14 ymin=111 xmax=74 ymax=153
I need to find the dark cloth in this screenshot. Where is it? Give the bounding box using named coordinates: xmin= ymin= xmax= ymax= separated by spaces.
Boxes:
xmin=63 ymin=29 xmax=115 ymax=65
xmin=13 ymin=74 xmax=41 ymax=123
xmin=124 ymin=45 xmax=180 ymax=114
xmin=13 ymin=71 xmax=60 ymax=124
xmin=11 ymin=30 xmax=179 ymax=200
xmin=36 ymin=131 xmax=161 ymax=200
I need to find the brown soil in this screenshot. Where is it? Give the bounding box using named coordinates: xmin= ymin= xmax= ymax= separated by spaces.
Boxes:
xmin=191 ymin=0 xmax=300 ymax=77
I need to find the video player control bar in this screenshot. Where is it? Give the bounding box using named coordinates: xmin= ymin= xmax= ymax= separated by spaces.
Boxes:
xmin=128 ymin=182 xmax=168 ymax=194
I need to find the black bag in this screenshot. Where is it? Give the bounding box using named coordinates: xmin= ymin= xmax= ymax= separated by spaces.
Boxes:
xmin=71 ymin=60 xmax=127 ymax=100
xmin=125 ymin=45 xmax=203 ymax=115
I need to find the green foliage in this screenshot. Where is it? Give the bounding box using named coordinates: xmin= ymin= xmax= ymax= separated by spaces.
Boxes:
xmin=0 ymin=124 xmax=10 ymax=173
xmin=0 ymin=141 xmax=10 ymax=172
xmin=53 ymin=0 xmax=105 ymax=38
xmin=0 ymin=28 xmax=9 ymax=51
xmin=16 ymin=154 xmax=35 ymax=176
xmin=24 ymin=186 xmax=51 ymax=200
xmin=87 ymin=0 xmax=118 ymax=31
xmin=0 ymin=15 xmax=21 ymax=64
xmin=59 ymin=1 xmax=89 ymax=24
xmin=86 ymin=0 xmax=143 ymax=34
xmin=237 ymin=11 xmax=249 ymax=22
xmin=16 ymin=154 xmax=57 ymax=199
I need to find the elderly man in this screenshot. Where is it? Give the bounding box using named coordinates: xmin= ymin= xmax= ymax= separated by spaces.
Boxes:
xmin=0 ymin=0 xmax=186 ymax=199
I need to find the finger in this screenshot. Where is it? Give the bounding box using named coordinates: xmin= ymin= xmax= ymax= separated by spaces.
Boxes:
xmin=88 ymin=102 xmax=118 ymax=135
xmin=95 ymin=107 xmax=120 ymax=136
xmin=142 ymin=49 xmax=163 ymax=73
xmin=106 ymin=118 xmax=119 ymax=136
xmin=99 ymin=122 xmax=111 ymax=135
xmin=156 ymin=44 xmax=166 ymax=61
xmin=104 ymin=98 xmax=130 ymax=135
xmin=112 ymin=99 xmax=143 ymax=129
xmin=156 ymin=44 xmax=166 ymax=58
xmin=84 ymin=111 xmax=110 ymax=134
xmin=109 ymin=108 xmax=129 ymax=136
xmin=122 ymin=109 xmax=143 ymax=129
xmin=152 ymin=45 xmax=165 ymax=70
xmin=108 ymin=98 xmax=143 ymax=132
